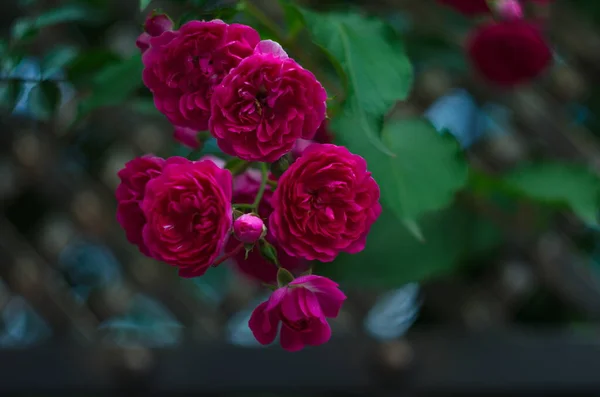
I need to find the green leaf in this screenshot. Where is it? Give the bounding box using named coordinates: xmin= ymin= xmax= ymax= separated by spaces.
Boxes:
xmin=41 ymin=45 xmax=78 ymax=79
xmin=28 ymin=80 xmax=61 ymax=120
xmin=0 ymin=80 xmax=24 ymax=111
xmin=77 ymin=53 xmax=144 ymax=118
xmin=260 ymin=239 xmax=279 ymax=266
xmin=337 ymin=116 xmax=468 ymax=224
xmin=298 ymin=8 xmax=413 ymax=155
xmin=278 ymin=0 xmax=304 ymax=39
xmin=276 ymin=267 xmax=294 ymax=288
xmin=317 ymin=205 xmax=502 ymax=288
xmin=140 ymin=0 xmax=152 ymax=12
xmin=66 ymin=49 xmax=121 ymax=86
xmin=11 ymin=4 xmax=103 ymax=41
xmin=503 ymin=162 xmax=600 ymax=225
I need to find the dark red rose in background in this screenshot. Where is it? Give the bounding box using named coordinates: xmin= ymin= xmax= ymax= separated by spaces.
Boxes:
xmin=467 ymin=20 xmax=552 ymax=86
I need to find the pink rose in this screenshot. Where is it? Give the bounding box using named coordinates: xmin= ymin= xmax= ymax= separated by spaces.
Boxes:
xmin=144 ymin=12 xmax=173 ymax=37
xmin=209 ymin=40 xmax=327 ymax=162
xmin=248 ymin=275 xmax=346 ymax=352
xmin=437 ymin=0 xmax=490 ymax=15
xmin=227 ymin=169 xmax=308 ymax=284
xmin=173 ymin=126 xmax=202 ymax=149
xmin=270 ymin=144 xmax=381 ymax=262
xmin=142 ymin=20 xmax=260 ymax=131
xmin=136 ymin=32 xmax=151 ymax=54
xmin=116 ymin=155 xmax=166 ymax=255
xmin=292 ymin=120 xmax=334 ymax=159
xmin=141 ymin=157 xmax=233 ymax=277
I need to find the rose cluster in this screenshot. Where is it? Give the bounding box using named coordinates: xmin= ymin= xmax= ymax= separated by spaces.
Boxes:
xmin=438 ymin=0 xmax=554 ymax=87
xmin=117 ymin=13 xmax=382 ymax=351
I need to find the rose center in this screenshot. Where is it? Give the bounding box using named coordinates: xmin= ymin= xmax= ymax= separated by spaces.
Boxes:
xmin=281 ymin=316 xmax=312 ymax=332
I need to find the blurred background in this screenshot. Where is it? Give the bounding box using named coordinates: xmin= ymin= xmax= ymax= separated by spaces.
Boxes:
xmin=1 ymin=0 xmax=600 ymax=395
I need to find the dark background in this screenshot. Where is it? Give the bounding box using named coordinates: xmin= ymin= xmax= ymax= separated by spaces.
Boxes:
xmin=1 ymin=0 xmax=600 ymax=395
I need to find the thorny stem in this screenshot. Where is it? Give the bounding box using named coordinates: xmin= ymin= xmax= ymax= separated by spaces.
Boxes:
xmin=212 ymin=243 xmax=244 ymax=267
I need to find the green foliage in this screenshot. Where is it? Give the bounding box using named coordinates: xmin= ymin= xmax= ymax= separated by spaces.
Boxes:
xmin=295 ymin=6 xmax=469 ymax=240
xmin=298 ymin=7 xmax=412 ymax=155
xmin=0 ymin=80 xmax=24 ymax=111
xmin=503 ymin=162 xmax=600 ymax=225
xmin=140 ymin=0 xmax=152 ymax=12
xmin=28 ymin=80 xmax=61 ymax=120
xmin=40 ymin=46 xmax=79 ymax=79
xmin=11 ymin=3 xmax=104 ymax=41
xmin=318 ymin=204 xmax=502 ymax=288
xmin=78 ymin=54 xmax=144 ymax=118
xmin=371 ymin=118 xmax=468 ymax=222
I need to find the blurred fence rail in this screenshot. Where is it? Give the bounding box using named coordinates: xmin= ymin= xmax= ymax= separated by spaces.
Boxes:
xmin=2 ymin=329 xmax=600 ymax=396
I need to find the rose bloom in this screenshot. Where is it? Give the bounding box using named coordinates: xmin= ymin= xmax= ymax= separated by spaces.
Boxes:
xmin=141 ymin=157 xmax=233 ymax=277
xmin=437 ymin=0 xmax=490 ymax=15
xmin=227 ymin=169 xmax=308 ymax=284
xmin=249 ymin=275 xmax=346 ymax=352
xmin=116 ymin=155 xmax=167 ymax=255
xmin=270 ymin=144 xmax=381 ymax=262
xmin=142 ymin=20 xmax=260 ymax=131
xmin=209 ymin=40 xmax=327 ymax=162
xmin=468 ymin=20 xmax=552 ymax=87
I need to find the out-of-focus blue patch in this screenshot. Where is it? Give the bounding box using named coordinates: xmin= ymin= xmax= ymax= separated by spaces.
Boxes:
xmin=183 ymin=261 xmax=231 ymax=306
xmin=0 ymin=296 xmax=52 ymax=348
xmin=58 ymin=240 xmax=123 ymax=304
xmin=424 ymin=89 xmax=513 ymax=149
xmin=364 ymin=283 xmax=420 ymax=340
xmin=2 ymin=57 xmax=74 ymax=118
xmin=226 ymin=293 xmax=272 ymax=348
xmin=424 ymin=89 xmax=485 ymax=149
xmin=567 ymin=103 xmax=592 ymax=126
xmin=99 ymin=294 xmax=183 ymax=347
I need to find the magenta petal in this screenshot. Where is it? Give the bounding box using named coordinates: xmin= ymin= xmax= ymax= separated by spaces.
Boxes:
xmin=280 ymin=325 xmax=305 ymax=352
xmin=248 ymin=301 xmax=279 ymax=345
xmin=280 ymin=288 xmax=303 ymax=321
xmin=254 ymin=39 xmax=289 ymax=59
xmin=304 ymin=320 xmax=331 ymax=347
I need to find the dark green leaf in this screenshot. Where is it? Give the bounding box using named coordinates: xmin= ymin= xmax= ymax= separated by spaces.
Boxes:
xmin=298 ymin=8 xmax=413 ymax=155
xmin=335 ymin=116 xmax=467 ymax=228
xmin=11 ymin=4 xmax=104 ymax=41
xmin=276 ymin=267 xmax=294 ymax=288
xmin=28 ymin=80 xmax=61 ymax=120
xmin=278 ymin=0 xmax=304 ymax=39
xmin=503 ymin=162 xmax=600 ymax=225
xmin=317 ymin=205 xmax=502 ymax=288
xmin=140 ymin=0 xmax=152 ymax=12
xmin=66 ymin=49 xmax=121 ymax=86
xmin=41 ymin=45 xmax=78 ymax=79
xmin=77 ymin=53 xmax=144 ymax=118
xmin=260 ymin=240 xmax=279 ymax=266
xmin=0 ymin=80 xmax=24 ymax=111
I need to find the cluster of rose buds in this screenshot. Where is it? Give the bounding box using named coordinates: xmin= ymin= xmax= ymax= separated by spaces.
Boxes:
xmin=438 ymin=0 xmax=554 ymax=87
xmin=118 ymin=12 xmax=382 ymax=351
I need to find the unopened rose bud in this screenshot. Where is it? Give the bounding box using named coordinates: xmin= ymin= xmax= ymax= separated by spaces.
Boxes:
xmin=136 ymin=32 xmax=151 ymax=53
xmin=144 ymin=12 xmax=173 ymax=37
xmin=233 ymin=213 xmax=266 ymax=244
xmin=495 ymin=0 xmax=523 ymax=21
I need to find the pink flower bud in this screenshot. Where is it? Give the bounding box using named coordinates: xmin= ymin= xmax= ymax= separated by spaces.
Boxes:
xmin=233 ymin=214 xmax=266 ymax=243
xmin=144 ymin=12 xmax=173 ymax=37
xmin=496 ymin=0 xmax=523 ymax=20
xmin=136 ymin=32 xmax=151 ymax=53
